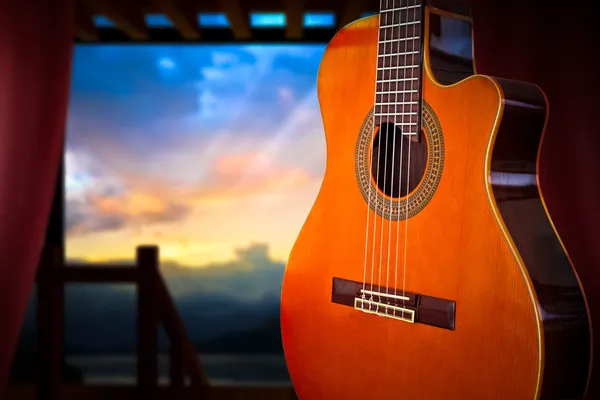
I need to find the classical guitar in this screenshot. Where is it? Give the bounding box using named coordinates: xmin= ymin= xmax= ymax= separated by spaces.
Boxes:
xmin=280 ymin=1 xmax=592 ymax=399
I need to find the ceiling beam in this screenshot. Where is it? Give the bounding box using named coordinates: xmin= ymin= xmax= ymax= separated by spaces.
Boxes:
xmin=217 ymin=0 xmax=251 ymax=40
xmin=83 ymin=0 xmax=149 ymax=40
xmin=152 ymin=0 xmax=201 ymax=40
xmin=338 ymin=0 xmax=370 ymax=28
xmin=284 ymin=0 xmax=304 ymax=39
xmin=75 ymin=1 xmax=99 ymax=41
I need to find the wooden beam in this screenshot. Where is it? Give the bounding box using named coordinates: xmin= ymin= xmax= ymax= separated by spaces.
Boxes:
xmin=157 ymin=274 xmax=209 ymax=391
xmin=75 ymin=1 xmax=99 ymax=41
xmin=338 ymin=0 xmax=370 ymax=28
xmin=83 ymin=0 xmax=149 ymax=40
xmin=36 ymin=246 xmax=64 ymax=400
xmin=217 ymin=0 xmax=251 ymax=40
xmin=152 ymin=0 xmax=201 ymax=40
xmin=59 ymin=265 xmax=139 ymax=283
xmin=137 ymin=246 xmax=159 ymax=398
xmin=284 ymin=0 xmax=304 ymax=39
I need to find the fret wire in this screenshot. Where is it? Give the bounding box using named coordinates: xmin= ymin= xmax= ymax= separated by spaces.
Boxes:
xmin=380 ymin=112 xmax=417 ymax=115
xmin=376 ymin=100 xmax=418 ymax=103
xmin=377 ymin=66 xmax=419 ymax=71
xmin=379 ymin=21 xmax=420 ymax=28
xmin=381 ymin=5 xmax=421 ymax=12
xmin=372 ymin=121 xmax=419 ymax=125
xmin=379 ymin=37 xmax=420 ymax=43
xmin=377 ymin=78 xmax=419 ymax=82
xmin=377 ymin=50 xmax=419 ymax=56
xmin=376 ymin=90 xmax=418 ymax=94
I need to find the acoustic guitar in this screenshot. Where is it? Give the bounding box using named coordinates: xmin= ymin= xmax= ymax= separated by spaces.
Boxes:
xmin=280 ymin=1 xmax=592 ymax=399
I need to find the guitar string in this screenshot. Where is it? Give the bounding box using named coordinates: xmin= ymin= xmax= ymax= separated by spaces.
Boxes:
xmin=362 ymin=0 xmax=385 ymax=309
xmin=372 ymin=0 xmax=391 ymax=308
xmin=386 ymin=0 xmax=406 ymax=315
xmin=377 ymin=0 xmax=393 ymax=308
xmin=402 ymin=0 xmax=421 ymax=311
xmin=385 ymin=0 xmax=403 ymax=309
xmin=394 ymin=0 xmax=412 ymax=309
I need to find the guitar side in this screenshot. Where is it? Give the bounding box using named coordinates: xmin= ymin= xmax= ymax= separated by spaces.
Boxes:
xmin=280 ymin=4 xmax=592 ymax=399
xmin=484 ymin=77 xmax=592 ymax=399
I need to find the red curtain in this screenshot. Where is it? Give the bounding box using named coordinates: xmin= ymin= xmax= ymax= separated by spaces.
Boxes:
xmin=0 ymin=0 xmax=74 ymax=394
xmin=469 ymin=0 xmax=600 ymax=398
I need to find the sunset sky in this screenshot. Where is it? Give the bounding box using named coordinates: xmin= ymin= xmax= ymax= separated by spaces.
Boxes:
xmin=65 ymin=44 xmax=327 ymax=267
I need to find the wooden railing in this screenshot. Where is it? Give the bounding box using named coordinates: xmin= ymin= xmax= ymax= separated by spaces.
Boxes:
xmin=33 ymin=245 xmax=209 ymax=399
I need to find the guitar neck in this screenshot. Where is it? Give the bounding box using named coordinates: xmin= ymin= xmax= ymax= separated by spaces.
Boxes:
xmin=375 ymin=0 xmax=425 ymax=137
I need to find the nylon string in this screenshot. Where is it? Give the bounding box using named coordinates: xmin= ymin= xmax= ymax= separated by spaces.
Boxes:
xmin=362 ymin=0 xmax=385 ymax=309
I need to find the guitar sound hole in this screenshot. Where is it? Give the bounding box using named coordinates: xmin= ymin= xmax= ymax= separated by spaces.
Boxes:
xmin=371 ymin=122 xmax=428 ymax=199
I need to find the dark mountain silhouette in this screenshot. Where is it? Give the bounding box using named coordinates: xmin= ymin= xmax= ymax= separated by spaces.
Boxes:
xmin=198 ymin=316 xmax=283 ymax=354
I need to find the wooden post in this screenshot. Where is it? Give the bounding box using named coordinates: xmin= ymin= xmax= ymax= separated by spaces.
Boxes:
xmin=36 ymin=245 xmax=64 ymax=400
xmin=169 ymin=335 xmax=184 ymax=394
xmin=136 ymin=245 xmax=159 ymax=398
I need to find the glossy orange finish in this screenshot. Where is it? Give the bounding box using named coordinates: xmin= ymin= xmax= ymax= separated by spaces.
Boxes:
xmin=280 ymin=15 xmax=541 ymax=400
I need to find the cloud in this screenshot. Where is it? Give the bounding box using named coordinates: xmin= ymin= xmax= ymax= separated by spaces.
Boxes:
xmin=64 ymin=44 xmax=327 ymax=241
xmin=65 ymin=149 xmax=194 ymax=236
xmin=162 ymin=242 xmax=286 ymax=302
xmin=66 ymin=189 xmax=193 ymax=237
xmin=64 ymin=140 xmax=314 ymax=237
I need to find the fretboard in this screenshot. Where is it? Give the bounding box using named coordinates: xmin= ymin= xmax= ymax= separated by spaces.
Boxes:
xmin=375 ymin=0 xmax=424 ymax=134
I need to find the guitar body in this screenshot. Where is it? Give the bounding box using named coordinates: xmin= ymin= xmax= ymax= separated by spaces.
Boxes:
xmin=280 ymin=4 xmax=591 ymax=400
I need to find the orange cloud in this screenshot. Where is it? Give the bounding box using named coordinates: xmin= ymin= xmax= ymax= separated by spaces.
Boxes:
xmin=191 ymin=151 xmax=313 ymax=201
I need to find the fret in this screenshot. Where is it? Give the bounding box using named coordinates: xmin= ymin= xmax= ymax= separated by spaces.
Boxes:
xmin=381 ymin=5 xmax=421 ymax=12
xmin=378 ymin=41 xmax=421 ymax=57
xmin=379 ymin=0 xmax=424 ymax=10
xmin=372 ymin=112 xmax=419 ymax=124
xmin=379 ymin=21 xmax=420 ymax=28
xmin=374 ymin=116 xmax=419 ymax=126
xmin=378 ymin=36 xmax=421 ymax=54
xmin=376 ymin=102 xmax=419 ymax=112
xmin=379 ymin=37 xmax=420 ymax=44
xmin=377 ymin=64 xmax=419 ymax=69
xmin=376 ymin=80 xmax=419 ymax=93
xmin=374 ymin=121 xmax=419 ymax=128
xmin=378 ymin=54 xmax=420 ymax=68
xmin=377 ymin=77 xmax=418 ymax=82
xmin=377 ymin=68 xmax=420 ymax=81
xmin=378 ymin=50 xmax=419 ymax=56
xmin=375 ymin=103 xmax=419 ymax=115
xmin=379 ymin=24 xmax=420 ymax=37
xmin=375 ymin=101 xmax=418 ymax=105
xmin=374 ymin=116 xmax=420 ymax=132
xmin=376 ymin=111 xmax=418 ymax=116
xmin=376 ymin=90 xmax=418 ymax=94
xmin=376 ymin=92 xmax=420 ymax=104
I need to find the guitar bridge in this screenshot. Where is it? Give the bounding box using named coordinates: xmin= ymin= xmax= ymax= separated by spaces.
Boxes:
xmin=354 ymin=297 xmax=416 ymax=323
xmin=331 ymin=277 xmax=456 ymax=330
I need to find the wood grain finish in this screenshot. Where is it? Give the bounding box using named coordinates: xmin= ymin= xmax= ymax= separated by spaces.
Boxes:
xmin=280 ymin=5 xmax=591 ymax=400
xmin=489 ymin=77 xmax=592 ymax=399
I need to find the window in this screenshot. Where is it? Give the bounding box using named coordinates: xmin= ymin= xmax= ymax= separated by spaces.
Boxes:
xmin=250 ymin=12 xmax=286 ymax=28
xmin=198 ymin=13 xmax=230 ymax=28
xmin=304 ymin=12 xmax=336 ymax=28
xmin=62 ymin=43 xmax=327 ymax=385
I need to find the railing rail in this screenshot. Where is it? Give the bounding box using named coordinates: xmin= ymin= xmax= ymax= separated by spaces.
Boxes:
xmin=34 ymin=244 xmax=209 ymax=399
